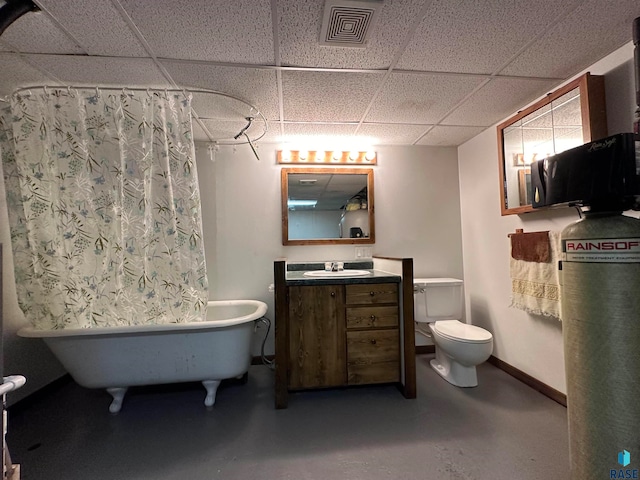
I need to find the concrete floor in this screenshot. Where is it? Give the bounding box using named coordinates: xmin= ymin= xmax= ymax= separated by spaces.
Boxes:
xmin=6 ymin=355 xmax=569 ymax=479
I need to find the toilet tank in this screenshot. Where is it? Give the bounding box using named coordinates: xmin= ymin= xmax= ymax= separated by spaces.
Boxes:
xmin=414 ymin=278 xmax=464 ymax=322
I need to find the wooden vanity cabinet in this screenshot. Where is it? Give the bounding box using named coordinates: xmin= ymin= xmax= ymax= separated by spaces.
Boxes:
xmin=286 ymin=282 xmax=400 ymax=390
xmin=274 ymin=258 xmax=415 ymax=409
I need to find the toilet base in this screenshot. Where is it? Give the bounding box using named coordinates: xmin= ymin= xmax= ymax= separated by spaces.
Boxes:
xmin=430 ymin=350 xmax=479 ymax=388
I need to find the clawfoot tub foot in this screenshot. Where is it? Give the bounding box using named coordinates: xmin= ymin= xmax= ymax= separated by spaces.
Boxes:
xmin=106 ymin=387 xmax=128 ymax=414
xmin=202 ymin=380 xmax=221 ymax=407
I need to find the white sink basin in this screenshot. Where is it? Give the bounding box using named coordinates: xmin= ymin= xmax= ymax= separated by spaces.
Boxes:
xmin=303 ymin=269 xmax=371 ymax=278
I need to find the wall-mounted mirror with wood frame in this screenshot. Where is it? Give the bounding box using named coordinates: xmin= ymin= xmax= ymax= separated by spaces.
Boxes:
xmin=281 ymin=167 xmax=375 ymax=246
xmin=497 ymin=72 xmax=608 ymax=216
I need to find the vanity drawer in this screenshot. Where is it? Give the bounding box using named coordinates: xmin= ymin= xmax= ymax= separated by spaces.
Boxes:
xmin=346 ymin=329 xmax=400 ymax=385
xmin=346 ymin=306 xmax=399 ymax=329
xmin=345 ymin=283 xmax=398 ymax=305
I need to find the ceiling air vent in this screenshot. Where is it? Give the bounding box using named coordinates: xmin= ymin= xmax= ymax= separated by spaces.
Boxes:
xmin=319 ymin=0 xmax=382 ymax=48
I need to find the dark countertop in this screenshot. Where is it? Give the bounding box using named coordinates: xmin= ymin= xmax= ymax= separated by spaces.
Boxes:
xmin=285 ymin=269 xmax=400 ymax=286
xmin=286 ymin=261 xmax=373 ymax=271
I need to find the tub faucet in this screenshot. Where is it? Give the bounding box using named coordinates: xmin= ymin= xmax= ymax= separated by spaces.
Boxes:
xmin=331 ymin=262 xmax=344 ymax=272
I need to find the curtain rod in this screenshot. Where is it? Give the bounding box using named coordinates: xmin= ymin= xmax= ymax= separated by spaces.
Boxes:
xmin=0 ymin=85 xmax=268 ymax=146
xmin=4 ymin=85 xmax=259 ymax=110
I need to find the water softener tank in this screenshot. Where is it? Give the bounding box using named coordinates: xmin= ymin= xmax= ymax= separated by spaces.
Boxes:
xmin=561 ymin=212 xmax=640 ymax=479
xmin=561 ymin=19 xmax=640 ymax=478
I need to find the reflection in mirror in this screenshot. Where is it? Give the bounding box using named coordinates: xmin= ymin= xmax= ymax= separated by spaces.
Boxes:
xmin=281 ymin=168 xmax=375 ymax=245
xmin=503 ymin=92 xmax=585 ymax=208
xmin=497 ymin=72 xmax=607 ymax=215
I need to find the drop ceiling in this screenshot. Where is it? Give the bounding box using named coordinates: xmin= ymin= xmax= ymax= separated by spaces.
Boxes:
xmin=0 ymin=0 xmax=639 ymax=147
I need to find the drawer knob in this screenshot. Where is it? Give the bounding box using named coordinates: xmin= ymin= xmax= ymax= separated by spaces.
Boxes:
xmin=369 ymin=291 xmax=375 ymax=296
xmin=370 ymin=339 xmax=377 ymax=345
xmin=330 ymin=292 xmax=335 ymax=297
xmin=370 ymin=315 xmax=376 ymax=320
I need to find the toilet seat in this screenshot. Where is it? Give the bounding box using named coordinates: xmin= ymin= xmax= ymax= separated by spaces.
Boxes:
xmin=433 ymin=320 xmax=492 ymax=344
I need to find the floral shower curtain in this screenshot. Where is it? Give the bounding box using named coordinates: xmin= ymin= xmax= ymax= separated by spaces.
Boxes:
xmin=0 ymin=88 xmax=208 ymax=330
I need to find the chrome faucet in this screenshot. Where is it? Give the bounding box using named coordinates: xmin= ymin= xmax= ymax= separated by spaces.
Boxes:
xmin=331 ymin=262 xmax=344 ymax=272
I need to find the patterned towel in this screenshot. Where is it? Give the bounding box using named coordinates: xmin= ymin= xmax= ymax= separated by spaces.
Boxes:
xmin=510 ymin=231 xmax=561 ymax=320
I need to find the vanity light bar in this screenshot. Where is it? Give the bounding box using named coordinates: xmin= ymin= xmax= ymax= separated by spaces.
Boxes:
xmin=276 ymin=150 xmax=377 ymax=165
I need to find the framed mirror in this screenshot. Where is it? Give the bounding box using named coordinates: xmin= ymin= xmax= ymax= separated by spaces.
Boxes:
xmin=497 ymin=72 xmax=607 ymax=215
xmin=281 ymin=167 xmax=375 ymax=246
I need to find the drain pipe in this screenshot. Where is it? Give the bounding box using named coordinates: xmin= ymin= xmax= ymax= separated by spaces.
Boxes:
xmin=255 ymin=317 xmax=275 ymax=370
xmin=413 ymin=284 xmax=432 ymax=339
xmin=415 ymin=322 xmax=432 ymax=339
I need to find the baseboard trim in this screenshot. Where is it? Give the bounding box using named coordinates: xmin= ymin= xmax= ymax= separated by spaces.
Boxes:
xmin=415 ymin=345 xmax=435 ymax=355
xmin=487 ymin=356 xmax=566 ymax=407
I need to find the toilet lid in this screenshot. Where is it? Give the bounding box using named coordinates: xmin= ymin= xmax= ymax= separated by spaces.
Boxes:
xmin=433 ymin=320 xmax=492 ymax=344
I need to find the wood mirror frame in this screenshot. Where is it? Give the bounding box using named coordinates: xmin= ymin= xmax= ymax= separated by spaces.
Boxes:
xmin=281 ymin=167 xmax=375 ymax=246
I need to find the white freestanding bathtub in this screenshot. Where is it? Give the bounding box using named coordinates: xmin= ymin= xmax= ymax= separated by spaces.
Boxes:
xmin=18 ymin=300 xmax=268 ymax=413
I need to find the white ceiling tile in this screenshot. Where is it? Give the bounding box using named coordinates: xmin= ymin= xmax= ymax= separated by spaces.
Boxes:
xmin=416 ymin=126 xmax=488 ymax=147
xmin=162 ymin=61 xmax=279 ymax=123
xmin=24 ymin=55 xmax=171 ymax=88
xmin=357 ymin=123 xmax=431 ymax=145
xmin=278 ymin=0 xmax=426 ymax=69
xmin=365 ymin=72 xmax=486 ymax=124
xmin=1 ymin=10 xmax=83 ymax=54
xmin=254 ymin=128 xmax=282 ymax=144
xmin=500 ymin=0 xmax=640 ymax=78
xmin=282 ymin=71 xmax=384 ymax=122
xmin=282 ymin=123 xmax=358 ymax=142
xmin=0 ymin=54 xmax=54 ymax=96
xmin=396 ymin=0 xmax=582 ymax=75
xmin=119 ymin=0 xmax=274 ymax=64
xmin=35 ymin=0 xmax=147 ymax=57
xmin=442 ymin=77 xmax=561 ymax=127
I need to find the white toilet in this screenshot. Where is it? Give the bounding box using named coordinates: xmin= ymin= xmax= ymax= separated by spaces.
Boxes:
xmin=414 ymin=278 xmax=493 ymax=387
